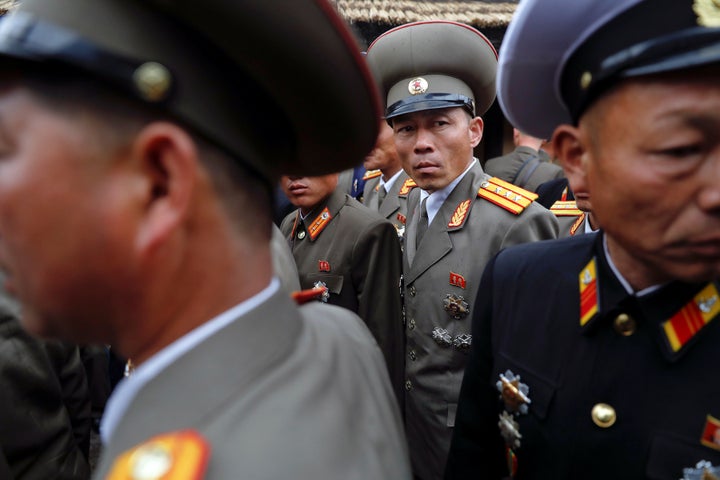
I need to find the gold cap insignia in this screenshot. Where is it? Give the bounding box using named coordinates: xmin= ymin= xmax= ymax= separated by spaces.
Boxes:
xmin=133 ymin=62 xmax=173 ymax=102
xmin=408 ymin=77 xmax=429 ymax=95
xmin=694 ymin=0 xmax=720 ymax=27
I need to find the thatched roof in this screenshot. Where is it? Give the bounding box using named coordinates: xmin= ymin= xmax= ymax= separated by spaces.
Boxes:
xmin=334 ymin=0 xmax=518 ymax=29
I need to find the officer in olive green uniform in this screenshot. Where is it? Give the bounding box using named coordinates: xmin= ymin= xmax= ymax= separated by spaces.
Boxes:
xmin=366 ymin=21 xmax=559 ymax=480
xmin=280 ymin=175 xmax=405 ymax=404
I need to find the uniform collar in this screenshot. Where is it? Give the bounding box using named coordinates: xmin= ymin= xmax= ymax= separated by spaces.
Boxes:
xmin=420 ymin=158 xmax=476 ymax=224
xmin=290 ymin=188 xmax=346 ymax=242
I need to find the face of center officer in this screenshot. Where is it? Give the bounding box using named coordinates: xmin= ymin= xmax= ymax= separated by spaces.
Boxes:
xmin=281 ymin=173 xmax=339 ymax=216
xmin=391 ymin=107 xmax=483 ymax=194
xmin=363 ymin=121 xmax=399 ymax=173
xmin=0 ymin=85 xmax=138 ymax=342
xmin=565 ymin=68 xmax=720 ymax=287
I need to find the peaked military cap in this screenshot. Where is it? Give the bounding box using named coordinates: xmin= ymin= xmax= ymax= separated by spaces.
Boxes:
xmin=498 ymin=0 xmax=720 ymax=139
xmin=365 ymin=20 xmax=497 ymax=121
xmin=0 ymin=0 xmax=381 ymax=182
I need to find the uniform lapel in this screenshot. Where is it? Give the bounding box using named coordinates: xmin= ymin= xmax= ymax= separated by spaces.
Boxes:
xmin=378 ymin=173 xmax=405 ymax=219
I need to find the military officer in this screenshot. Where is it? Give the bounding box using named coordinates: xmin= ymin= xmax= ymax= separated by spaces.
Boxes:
xmin=366 ymin=21 xmax=559 ymax=480
xmin=538 ymin=179 xmax=599 ymax=238
xmin=484 ymin=128 xmax=564 ymax=192
xmin=362 ymin=121 xmax=418 ymax=237
xmin=280 ymin=172 xmax=404 ymax=403
xmin=0 ymin=1 xmax=411 ymax=478
xmin=446 ymin=1 xmax=720 ymax=478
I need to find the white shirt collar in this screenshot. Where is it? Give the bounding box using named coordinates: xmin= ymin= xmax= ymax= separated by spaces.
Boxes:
xmin=584 ymin=215 xmax=597 ymax=234
xmin=101 ymin=278 xmax=280 ymax=444
xmin=419 ymin=158 xmax=475 ymax=224
xmin=381 ymin=169 xmax=404 ymax=192
xmin=602 ymin=235 xmax=663 ymax=297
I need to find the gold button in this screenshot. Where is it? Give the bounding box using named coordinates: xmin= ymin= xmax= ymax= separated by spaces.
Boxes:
xmin=408 ymin=319 xmax=416 ymax=331
xmin=580 ymin=71 xmax=592 ymax=90
xmin=591 ymin=403 xmax=616 ymax=428
xmin=613 ymin=313 xmax=636 ymax=336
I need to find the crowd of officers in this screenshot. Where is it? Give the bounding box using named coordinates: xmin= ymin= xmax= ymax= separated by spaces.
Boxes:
xmin=1 ymin=0 xmax=720 ymax=479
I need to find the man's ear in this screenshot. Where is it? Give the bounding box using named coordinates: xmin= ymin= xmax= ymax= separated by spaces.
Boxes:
xmin=552 ymin=125 xmax=589 ymax=196
xmin=131 ymin=122 xmax=199 ymax=254
xmin=468 ymin=116 xmax=484 ymax=148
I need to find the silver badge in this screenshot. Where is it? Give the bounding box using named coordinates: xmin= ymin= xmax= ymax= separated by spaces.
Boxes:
xmin=453 ymin=333 xmax=472 ymax=351
xmin=432 ymin=327 xmax=453 ymax=347
xmin=498 ymin=411 xmax=522 ymax=449
xmin=682 ymin=460 xmax=720 ymax=479
xmin=443 ymin=294 xmax=469 ymax=319
xmin=313 ymin=281 xmax=330 ymax=303
xmin=497 ymin=370 xmax=531 ymax=415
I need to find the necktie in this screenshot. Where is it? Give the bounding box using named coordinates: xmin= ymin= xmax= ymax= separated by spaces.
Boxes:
xmin=415 ymin=197 xmax=428 ymax=249
xmin=378 ymin=186 xmax=387 ymax=207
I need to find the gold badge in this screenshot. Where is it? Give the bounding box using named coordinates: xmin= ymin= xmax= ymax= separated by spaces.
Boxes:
xmin=443 ymin=293 xmax=469 ymax=319
xmin=694 ymin=0 xmax=720 ymax=27
xmin=496 ymin=370 xmax=531 ymax=415
xmin=408 ymin=77 xmax=429 ymax=95
xmin=133 ymin=62 xmax=173 ymax=102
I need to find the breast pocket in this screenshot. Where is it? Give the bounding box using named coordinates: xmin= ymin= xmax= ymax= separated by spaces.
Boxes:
xmin=646 ymin=433 xmax=720 ymax=479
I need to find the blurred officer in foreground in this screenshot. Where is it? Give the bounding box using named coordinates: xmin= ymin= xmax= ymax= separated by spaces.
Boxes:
xmin=366 ymin=21 xmax=558 ymax=480
xmin=484 ymin=128 xmax=563 ymax=192
xmin=447 ymin=1 xmax=720 ymax=478
xmin=280 ymin=172 xmax=404 ymax=404
xmin=362 ymin=121 xmax=418 ymax=238
xmin=0 ymin=1 xmax=411 ymax=478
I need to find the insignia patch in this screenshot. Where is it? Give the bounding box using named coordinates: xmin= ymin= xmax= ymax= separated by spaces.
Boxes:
xmin=397 ymin=213 xmax=407 ymax=225
xmin=432 ymin=327 xmax=453 ymax=347
xmin=312 ymin=281 xmax=330 ymax=303
xmin=701 ymin=414 xmax=720 ymax=451
xmin=444 ymin=293 xmax=469 ymax=319
xmin=408 ymin=77 xmax=429 ymax=95
xmin=682 ymin=460 xmax=720 ymax=480
xmin=107 ymin=430 xmax=209 ymax=480
xmin=448 ymin=199 xmax=471 ymax=228
xmin=398 ymin=178 xmax=417 ymax=196
xmin=569 ymin=213 xmax=587 ymax=236
xmin=694 ymin=0 xmax=720 ymax=27
xmin=550 ymin=200 xmax=583 ymax=217
xmin=362 ymin=169 xmax=382 ymax=181
xmin=307 ymin=207 xmax=332 ymax=240
xmin=662 ymin=282 xmax=719 ymax=353
xmin=579 ymin=257 xmax=599 ymax=326
xmin=449 ymin=272 xmax=466 ymax=289
xmin=318 ymin=260 xmax=331 ymax=272
xmin=497 ymin=370 xmax=532 ymax=415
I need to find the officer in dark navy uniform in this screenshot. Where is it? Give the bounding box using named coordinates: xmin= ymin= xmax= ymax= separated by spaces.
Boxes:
xmin=446 ymin=1 xmax=720 ymax=479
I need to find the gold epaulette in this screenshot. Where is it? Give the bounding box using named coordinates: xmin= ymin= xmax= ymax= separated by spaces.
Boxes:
xmin=362 ymin=169 xmax=382 ymax=181
xmin=107 ymin=430 xmax=210 ymax=480
xmin=550 ymin=200 xmax=583 ymax=217
xmin=477 ymin=177 xmax=537 ymax=215
xmin=398 ymin=178 xmax=418 ymax=196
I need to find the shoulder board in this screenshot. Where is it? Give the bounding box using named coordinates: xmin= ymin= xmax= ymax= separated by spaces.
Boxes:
xmin=477 ymin=177 xmax=537 ymax=215
xmin=107 ymin=430 xmax=210 ymax=480
xmin=292 ymin=285 xmax=328 ymax=305
xmin=398 ymin=178 xmax=417 ymax=196
xmin=362 ymin=169 xmax=382 ymax=181
xmin=550 ymin=200 xmax=584 ymax=217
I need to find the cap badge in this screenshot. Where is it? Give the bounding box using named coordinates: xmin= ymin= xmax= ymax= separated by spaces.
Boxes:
xmin=497 ymin=370 xmax=531 ymax=415
xmin=443 ymin=293 xmax=469 ymax=319
xmin=133 ymin=62 xmax=173 ymax=102
xmin=408 ymin=77 xmax=429 ymax=95
xmin=312 ymin=281 xmax=330 ymax=303
xmin=694 ymin=0 xmax=720 ymax=27
xmin=682 ymin=460 xmax=720 ymax=480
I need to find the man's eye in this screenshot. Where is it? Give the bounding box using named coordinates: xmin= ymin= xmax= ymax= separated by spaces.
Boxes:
xmin=395 ymin=125 xmax=413 ymax=133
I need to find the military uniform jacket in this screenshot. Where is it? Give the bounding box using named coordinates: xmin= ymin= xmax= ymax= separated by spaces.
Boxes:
xmin=280 ymin=189 xmax=404 ymax=403
xmin=363 ymin=170 xmax=416 ymax=236
xmin=446 ymin=232 xmax=720 ymax=479
xmin=96 ymin=290 xmax=411 ymax=480
xmin=402 ymin=161 xmax=558 ymax=480
xmin=484 ymin=146 xmax=564 ymax=192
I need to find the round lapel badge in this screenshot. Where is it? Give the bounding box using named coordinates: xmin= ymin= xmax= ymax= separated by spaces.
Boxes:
xmin=408 ymin=77 xmax=429 ymax=95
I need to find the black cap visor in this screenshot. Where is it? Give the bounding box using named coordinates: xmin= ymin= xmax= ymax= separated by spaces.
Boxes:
xmin=385 ymin=93 xmax=474 ymax=121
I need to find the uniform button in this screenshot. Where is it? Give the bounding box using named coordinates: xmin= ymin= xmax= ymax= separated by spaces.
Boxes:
xmin=613 ymin=313 xmax=636 ymax=336
xmin=409 ymin=350 xmax=417 ymax=361
xmin=405 ymin=380 xmax=413 ymax=391
xmin=409 ymin=285 xmax=417 ymax=297
xmin=408 ymin=319 xmax=416 ymax=331
xmin=297 ymin=230 xmax=306 ymax=240
xmin=591 ymin=403 xmax=616 ymax=428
